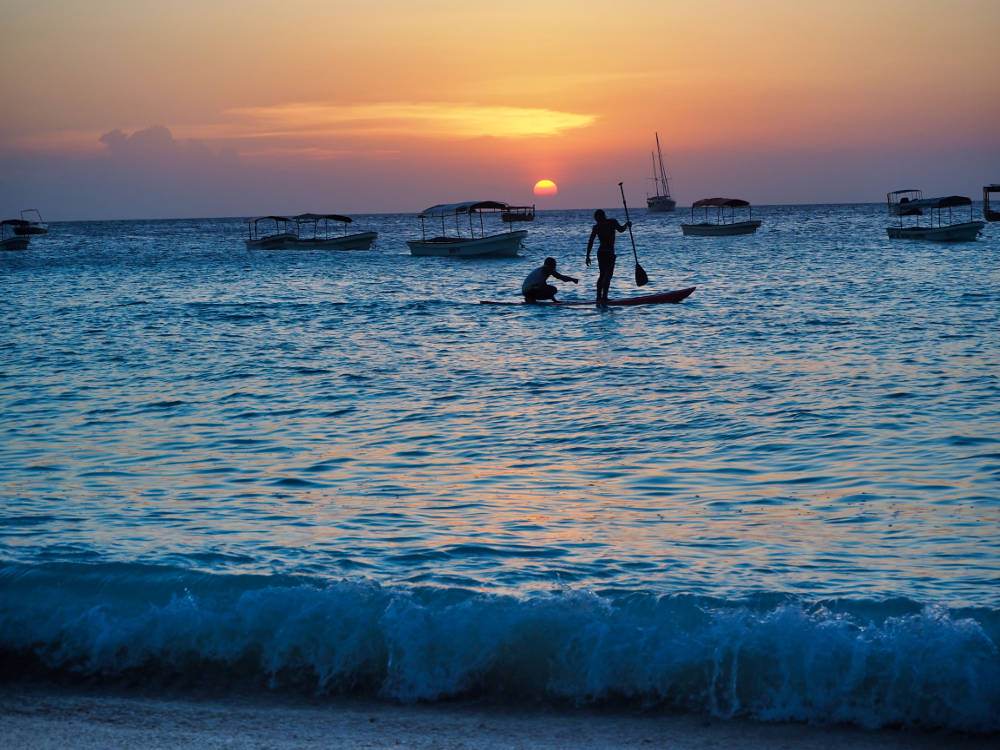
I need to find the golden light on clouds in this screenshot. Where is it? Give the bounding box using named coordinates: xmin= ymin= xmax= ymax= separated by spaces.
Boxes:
xmin=226 ymin=102 xmax=596 ymax=139
xmin=10 ymin=101 xmax=597 ymax=159
xmin=533 ymin=179 xmax=558 ymax=196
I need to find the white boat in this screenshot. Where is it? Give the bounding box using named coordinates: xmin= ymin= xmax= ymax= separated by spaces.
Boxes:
xmin=291 ymin=213 xmax=377 ymax=250
xmin=1 ymin=219 xmax=31 ymax=250
xmin=984 ymin=184 xmax=1000 ymax=222
xmin=885 ymin=195 xmax=984 ymax=241
xmin=245 ymin=216 xmax=297 ymax=249
xmin=646 ymin=133 xmax=676 ymax=212
xmin=407 ymin=201 xmax=527 ymax=258
xmin=681 ymin=198 xmax=761 ymax=236
xmin=887 ymin=189 xmax=924 ymax=216
xmin=14 ymin=209 xmax=48 ymax=235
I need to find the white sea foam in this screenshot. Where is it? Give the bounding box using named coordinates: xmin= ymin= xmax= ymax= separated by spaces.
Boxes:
xmin=2 ymin=563 xmax=997 ymax=732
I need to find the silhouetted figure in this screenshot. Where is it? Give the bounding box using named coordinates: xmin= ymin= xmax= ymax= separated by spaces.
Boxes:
xmin=586 ymin=209 xmax=630 ymax=305
xmin=522 ymin=257 xmax=578 ymax=303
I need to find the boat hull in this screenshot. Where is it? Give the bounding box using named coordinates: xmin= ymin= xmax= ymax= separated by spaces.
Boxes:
xmin=480 ymin=286 xmax=696 ymax=307
xmin=408 ymin=230 xmax=526 ymax=258
xmin=289 ymin=231 xmax=377 ymax=251
xmin=646 ymin=195 xmax=676 ymax=212
xmin=245 ymin=232 xmax=298 ymax=250
xmin=1 ymin=236 xmax=30 ymax=251
xmin=886 ymin=222 xmax=984 ymax=241
xmin=681 ymin=221 xmax=761 ymax=236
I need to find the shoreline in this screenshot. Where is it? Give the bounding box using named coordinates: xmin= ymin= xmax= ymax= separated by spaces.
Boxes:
xmin=1 ymin=685 xmax=993 ymax=750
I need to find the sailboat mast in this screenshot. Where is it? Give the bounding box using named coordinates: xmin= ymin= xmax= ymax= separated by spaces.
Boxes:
xmin=655 ymin=132 xmax=671 ymax=198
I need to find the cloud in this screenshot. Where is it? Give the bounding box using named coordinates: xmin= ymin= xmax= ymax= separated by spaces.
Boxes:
xmin=225 ymin=102 xmax=597 ymax=139
xmin=7 ymin=101 xmax=596 ymax=162
xmin=97 ymin=125 xmax=236 ymax=166
xmin=99 ymin=125 xmax=174 ymax=154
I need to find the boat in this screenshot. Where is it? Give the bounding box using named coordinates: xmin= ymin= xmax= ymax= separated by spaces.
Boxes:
xmin=291 ymin=213 xmax=377 ymax=250
xmin=984 ymin=185 xmax=1000 ymax=222
xmin=887 ymin=189 xmax=924 ymax=216
xmin=646 ymin=133 xmax=676 ymax=212
xmin=500 ymin=205 xmax=535 ymax=222
xmin=681 ymin=198 xmax=761 ymax=236
xmin=407 ymin=201 xmax=527 ymax=258
xmin=14 ymin=209 xmax=48 ymax=235
xmin=245 ymin=216 xmax=297 ymax=249
xmin=886 ymin=195 xmax=984 ymax=241
xmin=1 ymin=219 xmax=31 ymax=250
xmin=480 ymin=286 xmax=696 ymax=307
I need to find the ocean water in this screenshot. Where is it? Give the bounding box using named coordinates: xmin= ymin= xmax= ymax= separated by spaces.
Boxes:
xmin=2 ymin=205 xmax=998 ymax=732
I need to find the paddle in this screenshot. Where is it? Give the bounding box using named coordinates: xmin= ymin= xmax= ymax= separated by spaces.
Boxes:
xmin=618 ymin=182 xmax=648 ymax=287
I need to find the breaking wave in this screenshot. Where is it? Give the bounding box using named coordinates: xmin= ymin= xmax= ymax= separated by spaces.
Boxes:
xmin=2 ymin=562 xmax=997 ymax=733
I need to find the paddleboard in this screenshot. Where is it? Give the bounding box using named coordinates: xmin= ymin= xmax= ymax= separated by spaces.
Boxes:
xmin=480 ymin=286 xmax=695 ymax=307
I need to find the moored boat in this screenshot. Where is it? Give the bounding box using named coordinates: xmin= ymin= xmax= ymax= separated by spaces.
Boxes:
xmin=500 ymin=205 xmax=535 ymax=222
xmin=14 ymin=209 xmax=48 ymax=235
xmin=681 ymin=198 xmax=760 ymax=236
xmin=646 ymin=133 xmax=676 ymax=212
xmin=245 ymin=216 xmax=297 ymax=249
xmin=1 ymin=219 xmax=31 ymax=250
xmin=407 ymin=201 xmax=527 ymax=258
xmin=887 ymin=189 xmax=924 ymax=216
xmin=885 ymin=195 xmax=984 ymax=241
xmin=291 ymin=213 xmax=377 ymax=250
xmin=984 ymin=185 xmax=1000 ymax=222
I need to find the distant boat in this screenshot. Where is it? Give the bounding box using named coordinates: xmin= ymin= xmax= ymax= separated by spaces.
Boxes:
xmin=886 ymin=194 xmax=984 ymax=241
xmin=1 ymin=219 xmax=31 ymax=250
xmin=984 ymin=185 xmax=1000 ymax=222
xmin=887 ymin=189 xmax=924 ymax=216
xmin=646 ymin=133 xmax=676 ymax=212
xmin=407 ymin=201 xmax=527 ymax=258
xmin=291 ymin=214 xmax=377 ymax=250
xmin=245 ymin=216 xmax=297 ymax=249
xmin=500 ymin=204 xmax=535 ymax=223
xmin=681 ymin=198 xmax=761 ymax=236
xmin=14 ymin=209 xmax=48 ymax=235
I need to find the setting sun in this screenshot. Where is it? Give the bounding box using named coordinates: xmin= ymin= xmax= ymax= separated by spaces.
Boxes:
xmin=533 ymin=179 xmax=558 ymax=196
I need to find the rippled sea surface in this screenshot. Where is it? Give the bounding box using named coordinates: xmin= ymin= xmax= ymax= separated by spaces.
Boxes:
xmin=2 ymin=205 xmax=999 ymax=729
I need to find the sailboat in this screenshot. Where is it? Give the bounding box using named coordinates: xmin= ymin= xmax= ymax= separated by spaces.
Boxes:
xmin=646 ymin=132 xmax=676 ymax=212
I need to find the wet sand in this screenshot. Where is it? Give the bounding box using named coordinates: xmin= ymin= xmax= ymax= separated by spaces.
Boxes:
xmin=1 ymin=685 xmax=992 ymax=750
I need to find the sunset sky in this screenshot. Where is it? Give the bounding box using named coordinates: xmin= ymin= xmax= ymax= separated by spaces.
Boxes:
xmin=1 ymin=0 xmax=997 ymax=220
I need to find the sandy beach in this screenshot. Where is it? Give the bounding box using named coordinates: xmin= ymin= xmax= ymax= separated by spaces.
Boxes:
xmin=1 ymin=685 xmax=993 ymax=750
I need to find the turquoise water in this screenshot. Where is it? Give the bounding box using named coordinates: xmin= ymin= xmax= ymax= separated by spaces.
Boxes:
xmin=2 ymin=206 xmax=998 ymax=730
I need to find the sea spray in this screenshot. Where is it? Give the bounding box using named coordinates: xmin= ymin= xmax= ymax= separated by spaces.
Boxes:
xmin=2 ymin=562 xmax=997 ymax=732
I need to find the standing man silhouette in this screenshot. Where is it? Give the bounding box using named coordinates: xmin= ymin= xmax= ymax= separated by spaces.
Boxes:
xmin=586 ymin=209 xmax=631 ymax=305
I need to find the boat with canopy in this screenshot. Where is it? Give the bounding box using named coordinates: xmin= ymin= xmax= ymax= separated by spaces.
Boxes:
xmin=245 ymin=216 xmax=297 ymax=249
xmin=984 ymin=185 xmax=1000 ymax=222
xmin=1 ymin=219 xmax=31 ymax=250
xmin=14 ymin=209 xmax=48 ymax=235
xmin=885 ymin=195 xmax=984 ymax=241
xmin=887 ymin=189 xmax=924 ymax=216
xmin=500 ymin=205 xmax=535 ymax=223
xmin=681 ymin=198 xmax=761 ymax=236
xmin=407 ymin=201 xmax=527 ymax=258
xmin=291 ymin=214 xmax=377 ymax=250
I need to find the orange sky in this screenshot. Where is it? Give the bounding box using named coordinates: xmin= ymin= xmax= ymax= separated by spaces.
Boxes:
xmin=1 ymin=0 xmax=997 ymax=219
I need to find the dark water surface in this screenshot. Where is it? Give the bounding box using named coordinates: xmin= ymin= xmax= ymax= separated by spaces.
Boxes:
xmin=2 ymin=205 xmax=998 ymax=730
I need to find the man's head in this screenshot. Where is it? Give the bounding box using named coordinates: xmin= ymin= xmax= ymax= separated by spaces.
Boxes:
xmin=543 ymin=257 xmax=557 ymax=269
xmin=594 ymin=209 xmax=606 ymax=221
